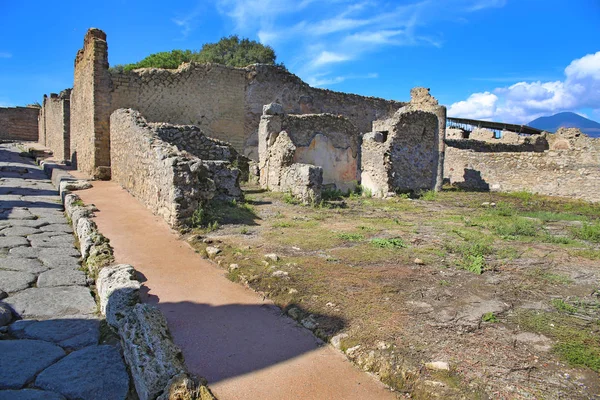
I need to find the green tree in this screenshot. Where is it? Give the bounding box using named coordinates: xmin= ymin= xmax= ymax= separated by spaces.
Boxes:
xmin=111 ymin=35 xmax=281 ymax=72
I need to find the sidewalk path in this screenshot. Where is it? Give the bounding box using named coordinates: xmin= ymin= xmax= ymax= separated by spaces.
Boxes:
xmin=75 ymin=179 xmax=397 ymax=400
xmin=0 ymin=143 xmax=129 ymax=400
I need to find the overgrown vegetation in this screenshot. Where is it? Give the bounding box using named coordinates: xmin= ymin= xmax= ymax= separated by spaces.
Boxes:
xmin=111 ymin=35 xmax=283 ymax=72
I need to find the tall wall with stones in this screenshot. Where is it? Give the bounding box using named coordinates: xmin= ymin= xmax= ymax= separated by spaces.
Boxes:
xmin=361 ymin=109 xmax=441 ymax=196
xmin=70 ymin=28 xmax=112 ymax=178
xmin=0 ymin=107 xmax=39 ymax=141
xmin=38 ymin=96 xmax=47 ymax=145
xmin=444 ymin=129 xmax=600 ymax=202
xmin=245 ymin=65 xmax=403 ymax=159
xmin=110 ymin=64 xmax=247 ymax=152
xmin=43 ymin=90 xmax=71 ymax=161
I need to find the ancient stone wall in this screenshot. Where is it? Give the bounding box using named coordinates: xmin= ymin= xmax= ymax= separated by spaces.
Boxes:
xmin=361 ymin=109 xmax=441 ymax=196
xmin=110 ymin=109 xmax=241 ymax=227
xmin=38 ymin=96 xmax=46 ymax=145
xmin=43 ymin=90 xmax=71 ymax=161
xmin=259 ymin=105 xmax=360 ymax=193
xmin=258 ymin=105 xmax=324 ymax=203
xmin=70 ymin=28 xmax=112 ymax=179
xmin=110 ymin=63 xmax=247 ymax=152
xmin=244 ymin=65 xmax=404 ymax=159
xmin=444 ymin=129 xmax=600 ymax=202
xmin=0 ymin=106 xmax=39 ymax=141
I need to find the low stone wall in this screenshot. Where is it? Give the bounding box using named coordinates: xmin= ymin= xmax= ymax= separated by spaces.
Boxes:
xmin=152 ymin=122 xmax=249 ymax=181
xmin=0 ymin=107 xmax=39 ymax=141
xmin=444 ymin=129 xmax=600 ymax=202
xmin=41 ymin=163 xmax=215 ymax=400
xmin=42 ymin=90 xmax=71 ymax=161
xmin=361 ymin=109 xmax=441 ymax=196
xmin=110 ymin=109 xmax=241 ymax=228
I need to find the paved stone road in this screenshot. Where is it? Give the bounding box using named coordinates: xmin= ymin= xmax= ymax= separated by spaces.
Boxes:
xmin=0 ymin=143 xmax=130 ymax=400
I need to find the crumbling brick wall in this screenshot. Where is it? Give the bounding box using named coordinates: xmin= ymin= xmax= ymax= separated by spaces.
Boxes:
xmin=361 ymin=109 xmax=441 ymax=196
xmin=70 ymin=28 xmax=112 ymax=179
xmin=0 ymin=107 xmax=39 ymax=141
xmin=42 ymin=89 xmax=71 ymax=161
xmin=444 ymin=128 xmax=600 ymax=202
xmin=110 ymin=109 xmax=242 ymax=227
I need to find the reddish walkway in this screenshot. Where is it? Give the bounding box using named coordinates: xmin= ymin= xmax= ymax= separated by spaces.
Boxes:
xmin=75 ymin=181 xmax=396 ymax=400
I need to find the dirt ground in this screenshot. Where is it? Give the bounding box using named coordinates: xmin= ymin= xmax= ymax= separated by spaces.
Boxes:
xmin=186 ymin=185 xmax=600 ymax=399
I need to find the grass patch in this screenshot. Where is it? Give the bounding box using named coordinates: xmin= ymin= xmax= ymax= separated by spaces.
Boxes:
xmin=191 ymin=199 xmax=258 ymax=229
xmin=520 ymin=210 xmax=588 ymax=222
xmin=527 ymin=268 xmax=572 ymax=285
xmin=370 ymin=237 xmax=406 ymax=249
xmin=445 ymin=232 xmax=494 ymax=274
xmin=570 ymin=249 xmax=600 ymax=260
xmin=551 ymin=298 xmax=578 ymax=314
xmin=515 ymin=310 xmax=600 ymax=371
xmin=492 ymin=218 xmax=539 ymax=238
xmin=418 ymin=189 xmax=437 ymax=201
xmin=272 ymin=221 xmax=295 ymax=228
xmin=337 ymin=232 xmax=365 ymax=241
xmin=572 ymin=222 xmax=600 ymax=243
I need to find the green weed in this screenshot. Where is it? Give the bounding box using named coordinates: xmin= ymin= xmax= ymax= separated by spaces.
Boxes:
xmin=370 ymin=238 xmax=406 ymax=249
xmin=572 ymin=222 xmax=600 ymax=243
xmin=337 ymin=233 xmax=365 ymax=241
xmin=482 ymin=312 xmax=498 ymax=322
xmin=551 ymin=299 xmax=578 ymax=314
xmin=419 ymin=189 xmax=437 ymax=201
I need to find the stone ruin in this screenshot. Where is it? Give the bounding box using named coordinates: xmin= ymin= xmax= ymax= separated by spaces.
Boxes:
xmin=258 ymin=88 xmax=446 ymax=202
xmin=444 ymin=126 xmax=600 ymax=202
xmin=23 ymin=27 xmax=449 ymax=224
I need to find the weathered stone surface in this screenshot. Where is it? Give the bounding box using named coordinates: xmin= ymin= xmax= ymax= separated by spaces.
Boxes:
xmin=35 ymin=345 xmax=129 ymax=400
xmin=37 ymin=268 xmax=87 ymax=287
xmin=0 ymin=226 xmax=40 ymax=236
xmin=0 ymin=236 xmax=28 ymax=248
xmin=38 ymin=247 xmax=80 ymax=258
xmin=30 ymin=235 xmax=75 ymax=248
xmin=0 ymin=340 xmax=65 ymax=389
xmin=76 ymin=217 xmax=96 ymax=260
xmin=0 ymin=302 xmax=12 ymax=327
xmin=97 ymin=264 xmax=141 ymax=327
xmin=39 ymin=224 xmax=73 ymax=234
xmin=59 ymin=179 xmax=92 ymax=193
xmin=0 ymin=270 xmax=36 ymax=293
xmin=8 ymin=246 xmax=42 ymax=258
xmin=0 ymin=389 xmax=66 ymax=400
xmin=9 ymin=318 xmax=100 ymax=349
xmin=37 ymin=255 xmax=80 ymax=270
xmin=0 ymin=257 xmax=48 ymax=274
xmin=120 ymin=304 xmax=187 ymax=400
xmin=4 ymin=287 xmax=96 ymax=319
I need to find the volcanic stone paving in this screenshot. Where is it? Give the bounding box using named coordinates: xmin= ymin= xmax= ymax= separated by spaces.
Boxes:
xmin=0 ymin=143 xmax=129 ymax=400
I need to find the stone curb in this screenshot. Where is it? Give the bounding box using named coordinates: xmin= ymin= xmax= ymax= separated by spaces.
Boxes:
xmin=40 ymin=160 xmax=216 ymax=400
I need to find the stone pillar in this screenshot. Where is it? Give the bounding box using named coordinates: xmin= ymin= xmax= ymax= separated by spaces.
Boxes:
xmin=70 ymin=28 xmax=112 ymax=179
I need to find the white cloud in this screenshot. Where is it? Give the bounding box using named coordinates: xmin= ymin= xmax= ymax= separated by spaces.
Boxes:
xmin=448 ymin=92 xmax=498 ymax=120
xmin=214 ymin=0 xmax=508 ymax=86
xmin=0 ymin=52 xmax=12 ymax=59
xmin=306 ymin=72 xmax=378 ymax=87
xmin=448 ymin=51 xmax=600 ymax=123
xmin=313 ymin=51 xmax=352 ymax=66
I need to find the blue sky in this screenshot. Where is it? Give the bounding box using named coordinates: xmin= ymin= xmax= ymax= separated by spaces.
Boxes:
xmin=1 ymin=0 xmax=599 ymax=124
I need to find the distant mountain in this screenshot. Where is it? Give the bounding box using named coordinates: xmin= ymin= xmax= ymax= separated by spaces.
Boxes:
xmin=528 ymin=112 xmax=600 ymax=138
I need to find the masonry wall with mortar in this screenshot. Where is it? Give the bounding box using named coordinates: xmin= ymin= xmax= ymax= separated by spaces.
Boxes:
xmin=361 ymin=109 xmax=441 ymax=196
xmin=110 ymin=108 xmax=241 ymax=228
xmin=70 ymin=28 xmax=111 ymax=179
xmin=42 ymin=90 xmax=71 ymax=161
xmin=0 ymin=107 xmax=39 ymax=141
xmin=259 ymin=105 xmax=360 ymax=193
xmin=444 ymin=128 xmax=600 ymax=202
